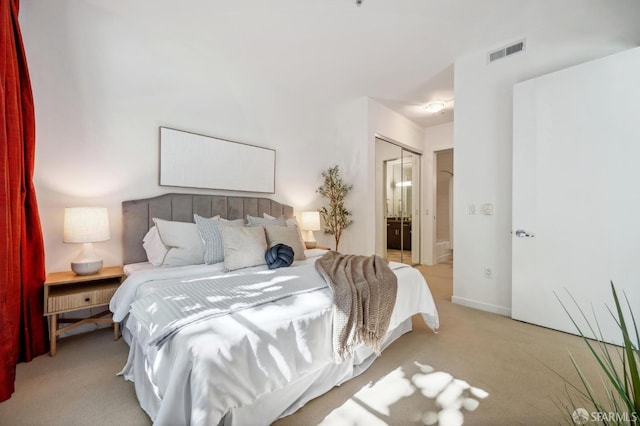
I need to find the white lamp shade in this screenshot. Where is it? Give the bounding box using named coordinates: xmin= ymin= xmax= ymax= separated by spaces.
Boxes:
xmin=64 ymin=207 xmax=110 ymax=243
xmin=300 ymin=211 xmax=321 ymax=231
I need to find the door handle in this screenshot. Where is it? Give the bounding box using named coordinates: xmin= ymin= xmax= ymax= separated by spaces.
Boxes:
xmin=514 ymin=229 xmax=535 ymax=238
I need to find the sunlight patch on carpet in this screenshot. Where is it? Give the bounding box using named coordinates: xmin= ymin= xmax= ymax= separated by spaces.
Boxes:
xmin=319 ymin=362 xmax=489 ymax=426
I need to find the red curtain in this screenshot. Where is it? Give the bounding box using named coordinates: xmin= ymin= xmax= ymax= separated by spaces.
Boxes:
xmin=0 ymin=0 xmax=48 ymax=402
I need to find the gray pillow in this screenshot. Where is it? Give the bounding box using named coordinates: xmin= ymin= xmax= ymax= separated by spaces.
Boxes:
xmin=264 ymin=213 xmax=307 ymax=253
xmin=219 ymin=224 xmax=268 ymax=271
xmin=247 ymin=214 xmax=286 ymax=227
xmin=194 ymin=214 xmax=242 ymax=264
xmin=264 ymin=225 xmax=306 ymax=261
xmin=220 ymin=217 xmax=246 ymax=226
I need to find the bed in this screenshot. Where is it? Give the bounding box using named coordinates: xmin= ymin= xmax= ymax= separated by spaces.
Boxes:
xmin=111 ymin=193 xmax=439 ymax=425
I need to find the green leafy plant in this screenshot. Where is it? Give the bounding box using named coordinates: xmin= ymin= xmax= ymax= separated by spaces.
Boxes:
xmin=555 ymin=282 xmax=639 ymax=424
xmin=316 ymin=165 xmax=353 ymax=251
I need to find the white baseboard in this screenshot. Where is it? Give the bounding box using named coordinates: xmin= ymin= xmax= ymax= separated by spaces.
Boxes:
xmin=451 ymin=296 xmax=512 ymax=317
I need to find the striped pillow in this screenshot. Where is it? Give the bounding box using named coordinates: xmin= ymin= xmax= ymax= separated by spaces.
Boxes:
xmin=194 ymin=214 xmax=243 ymax=264
xmin=246 ymin=214 xmax=286 ymax=227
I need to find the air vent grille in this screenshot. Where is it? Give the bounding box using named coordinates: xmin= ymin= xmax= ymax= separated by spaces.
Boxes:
xmin=489 ymin=49 xmax=506 ymax=62
xmin=488 ymin=39 xmax=526 ymax=64
xmin=505 ymin=41 xmax=524 ymax=56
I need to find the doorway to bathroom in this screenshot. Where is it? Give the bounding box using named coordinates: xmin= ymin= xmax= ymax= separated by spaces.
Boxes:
xmin=375 ymin=136 xmax=421 ymax=265
xmin=434 ymin=148 xmax=453 ymax=264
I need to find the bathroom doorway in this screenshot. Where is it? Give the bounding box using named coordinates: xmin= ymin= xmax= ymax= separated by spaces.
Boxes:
xmin=375 ymin=137 xmax=421 ymax=265
xmin=434 ymin=148 xmax=453 ymax=264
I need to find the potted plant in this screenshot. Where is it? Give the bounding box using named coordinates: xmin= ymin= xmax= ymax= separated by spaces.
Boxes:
xmin=555 ymin=283 xmax=639 ymax=425
xmin=316 ymin=165 xmax=353 ymax=252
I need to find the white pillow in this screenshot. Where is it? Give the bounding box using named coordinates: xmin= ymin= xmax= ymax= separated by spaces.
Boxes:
xmin=264 ymin=213 xmax=307 ymax=251
xmin=264 ymin=225 xmax=306 ymax=261
xmin=153 ymin=218 xmax=204 ymax=267
xmin=142 ymin=226 xmax=169 ymax=266
xmin=219 ymin=224 xmax=267 ymax=271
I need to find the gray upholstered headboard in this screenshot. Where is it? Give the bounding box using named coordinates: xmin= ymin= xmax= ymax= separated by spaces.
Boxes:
xmin=122 ymin=193 xmax=294 ymax=265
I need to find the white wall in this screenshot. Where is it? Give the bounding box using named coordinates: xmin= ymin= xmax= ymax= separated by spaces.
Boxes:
xmin=24 ymin=2 xmax=636 ymax=289
xmin=21 ymin=2 xmax=337 ymax=272
xmin=453 ymin=31 xmax=639 ymax=314
xmin=328 ymin=98 xmax=370 ymax=253
xmin=20 ymin=3 xmax=425 ymax=269
xmin=332 ymin=98 xmax=428 ymax=256
xmin=368 ymin=100 xmax=427 ymax=261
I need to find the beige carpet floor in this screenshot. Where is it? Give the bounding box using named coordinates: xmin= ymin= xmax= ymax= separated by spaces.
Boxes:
xmin=0 ymin=262 xmax=609 ymax=425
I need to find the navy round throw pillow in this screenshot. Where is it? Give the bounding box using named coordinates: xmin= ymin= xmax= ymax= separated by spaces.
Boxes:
xmin=265 ymin=243 xmax=294 ymax=270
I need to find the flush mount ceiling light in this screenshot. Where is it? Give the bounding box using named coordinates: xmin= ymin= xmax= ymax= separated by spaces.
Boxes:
xmin=424 ymin=102 xmax=446 ymax=113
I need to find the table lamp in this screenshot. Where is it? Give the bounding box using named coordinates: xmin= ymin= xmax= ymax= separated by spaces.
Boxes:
xmin=300 ymin=211 xmax=321 ymax=249
xmin=63 ymin=207 xmax=110 ymax=275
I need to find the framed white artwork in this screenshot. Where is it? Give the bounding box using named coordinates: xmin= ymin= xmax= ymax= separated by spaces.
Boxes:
xmin=160 ymin=127 xmax=276 ymax=193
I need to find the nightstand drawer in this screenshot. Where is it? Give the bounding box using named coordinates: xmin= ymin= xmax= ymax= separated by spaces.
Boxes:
xmin=47 ymin=282 xmax=119 ymax=314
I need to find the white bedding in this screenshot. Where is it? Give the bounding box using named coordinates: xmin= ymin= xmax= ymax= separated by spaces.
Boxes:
xmin=130 ymin=263 xmax=329 ymax=348
xmin=111 ymin=251 xmax=439 ymax=425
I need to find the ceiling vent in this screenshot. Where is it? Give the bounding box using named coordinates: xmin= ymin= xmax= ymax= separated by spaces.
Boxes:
xmin=488 ymin=40 xmax=526 ymax=64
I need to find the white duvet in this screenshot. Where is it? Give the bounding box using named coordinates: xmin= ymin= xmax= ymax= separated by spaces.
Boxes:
xmin=111 ymin=252 xmax=439 ymax=425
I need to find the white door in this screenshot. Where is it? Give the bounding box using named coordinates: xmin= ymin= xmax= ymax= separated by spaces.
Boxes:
xmin=512 ymin=48 xmax=640 ymax=345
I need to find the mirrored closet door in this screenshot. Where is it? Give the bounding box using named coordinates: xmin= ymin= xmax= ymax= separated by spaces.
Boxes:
xmin=375 ymin=137 xmax=421 ymax=265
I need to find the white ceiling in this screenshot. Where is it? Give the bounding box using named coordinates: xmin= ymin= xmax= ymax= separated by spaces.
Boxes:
xmin=89 ymin=0 xmax=640 ymax=127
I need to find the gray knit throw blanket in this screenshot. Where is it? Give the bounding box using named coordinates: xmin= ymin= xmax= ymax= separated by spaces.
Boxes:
xmin=315 ymin=251 xmax=398 ymax=361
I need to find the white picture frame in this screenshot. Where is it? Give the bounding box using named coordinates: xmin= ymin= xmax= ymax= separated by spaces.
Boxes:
xmin=160 ymin=127 xmax=276 ymax=193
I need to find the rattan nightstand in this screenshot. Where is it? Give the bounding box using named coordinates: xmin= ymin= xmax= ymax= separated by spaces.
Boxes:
xmin=43 ymin=266 xmax=124 ymax=356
